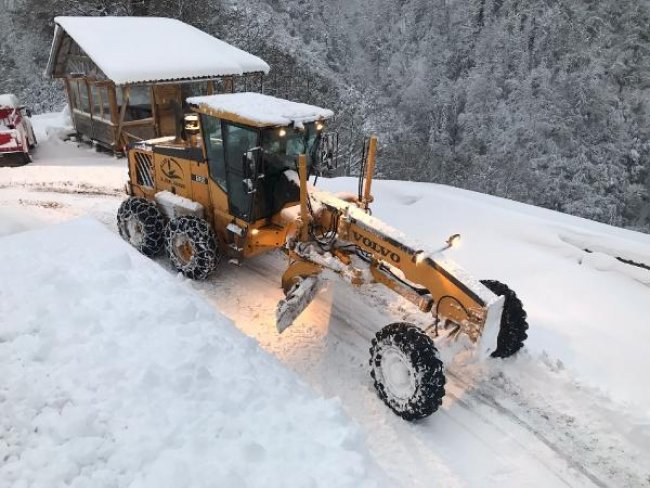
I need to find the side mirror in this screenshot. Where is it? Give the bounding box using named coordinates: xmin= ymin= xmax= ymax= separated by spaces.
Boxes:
xmin=319 ymin=132 xmax=339 ymax=173
xmin=242 ymin=147 xmax=262 ymax=194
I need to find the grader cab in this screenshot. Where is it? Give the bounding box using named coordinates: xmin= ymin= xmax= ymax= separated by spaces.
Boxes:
xmin=118 ymin=92 xmax=529 ymax=420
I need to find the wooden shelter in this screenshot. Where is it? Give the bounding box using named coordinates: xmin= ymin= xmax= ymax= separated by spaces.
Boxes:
xmin=46 ymin=16 xmax=270 ymax=151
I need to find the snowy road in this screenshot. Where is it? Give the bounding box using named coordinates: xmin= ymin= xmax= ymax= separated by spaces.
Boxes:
xmin=189 ymin=250 xmax=647 ymax=488
xmin=2 ymin=183 xmax=648 ymax=486
xmin=1 ymin=123 xmax=649 ymax=486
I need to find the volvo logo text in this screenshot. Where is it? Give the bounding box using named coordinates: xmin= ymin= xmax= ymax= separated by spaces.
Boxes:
xmin=352 ymin=231 xmax=401 ymax=263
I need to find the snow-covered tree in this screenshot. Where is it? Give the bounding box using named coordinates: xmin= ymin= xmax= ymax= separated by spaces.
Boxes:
xmin=1 ymin=0 xmax=648 ymax=231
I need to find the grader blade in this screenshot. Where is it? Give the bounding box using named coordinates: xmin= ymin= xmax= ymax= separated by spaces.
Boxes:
xmin=276 ymin=276 xmax=323 ymax=333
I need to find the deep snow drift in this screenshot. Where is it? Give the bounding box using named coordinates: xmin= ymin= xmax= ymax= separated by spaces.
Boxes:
xmin=0 ymin=219 xmax=383 ymax=487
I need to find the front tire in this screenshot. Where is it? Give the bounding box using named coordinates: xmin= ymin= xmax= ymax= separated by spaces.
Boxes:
xmin=165 ymin=216 xmax=220 ymax=280
xmin=370 ymin=322 xmax=445 ymax=421
xmin=481 ymin=280 xmax=529 ymax=358
xmin=117 ymin=197 xmax=164 ymax=257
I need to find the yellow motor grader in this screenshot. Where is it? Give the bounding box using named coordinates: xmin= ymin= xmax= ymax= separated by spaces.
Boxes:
xmin=117 ymin=92 xmax=528 ymax=420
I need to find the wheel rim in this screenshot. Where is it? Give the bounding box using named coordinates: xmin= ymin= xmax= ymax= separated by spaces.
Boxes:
xmin=379 ymin=346 xmax=416 ymax=401
xmin=172 ymin=234 xmax=194 ymax=265
xmin=126 ymin=218 xmax=144 ymax=247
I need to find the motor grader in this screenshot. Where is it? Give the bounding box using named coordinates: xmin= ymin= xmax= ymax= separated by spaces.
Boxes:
xmin=117 ymin=92 xmax=528 ymax=420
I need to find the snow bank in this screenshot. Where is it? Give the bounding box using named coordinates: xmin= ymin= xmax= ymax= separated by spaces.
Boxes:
xmin=31 ymin=108 xmax=74 ymax=143
xmin=188 ymin=93 xmax=334 ymax=127
xmin=0 ymin=219 xmax=382 ymax=488
xmin=52 ymin=17 xmax=270 ymax=85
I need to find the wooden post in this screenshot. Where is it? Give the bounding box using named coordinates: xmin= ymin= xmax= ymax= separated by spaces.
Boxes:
xmin=63 ymin=78 xmax=74 ymax=111
xmin=116 ymin=85 xmax=130 ymax=150
xmin=108 ymin=83 xmax=118 ymax=125
xmin=362 ymin=135 xmax=378 ymax=209
xmin=298 ymin=154 xmax=309 ymax=241
xmin=224 ymin=77 xmax=234 ymax=93
xmin=150 ymin=85 xmax=158 ymax=136
xmin=88 ymin=80 xmax=96 ymax=125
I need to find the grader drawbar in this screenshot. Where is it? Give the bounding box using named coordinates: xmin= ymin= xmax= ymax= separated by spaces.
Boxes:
xmin=117 ymin=92 xmax=529 ymax=420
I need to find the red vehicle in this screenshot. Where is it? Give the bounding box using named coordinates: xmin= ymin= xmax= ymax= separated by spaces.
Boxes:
xmin=0 ymin=94 xmax=37 ymax=166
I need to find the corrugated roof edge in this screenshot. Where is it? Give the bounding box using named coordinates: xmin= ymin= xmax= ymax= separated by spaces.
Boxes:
xmin=98 ymin=72 xmax=267 ymax=87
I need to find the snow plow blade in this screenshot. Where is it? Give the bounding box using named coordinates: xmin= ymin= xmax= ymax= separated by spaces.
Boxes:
xmin=276 ymin=276 xmax=323 ymax=333
xmin=476 ymin=294 xmax=505 ymax=359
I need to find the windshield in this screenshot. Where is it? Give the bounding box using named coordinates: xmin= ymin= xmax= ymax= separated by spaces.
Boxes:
xmin=260 ymin=122 xmax=320 ymax=175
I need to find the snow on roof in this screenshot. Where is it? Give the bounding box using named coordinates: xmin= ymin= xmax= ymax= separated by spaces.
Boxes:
xmin=187 ymin=92 xmax=334 ymax=127
xmin=0 ymin=94 xmax=20 ymax=108
xmin=51 ymin=16 xmax=270 ymax=85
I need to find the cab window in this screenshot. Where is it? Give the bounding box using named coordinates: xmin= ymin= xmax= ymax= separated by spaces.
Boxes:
xmin=261 ymin=123 xmax=318 ymax=174
xmin=201 ymin=115 xmax=226 ymax=189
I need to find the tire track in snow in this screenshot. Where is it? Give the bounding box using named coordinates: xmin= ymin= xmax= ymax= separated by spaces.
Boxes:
xmin=190 ymin=251 xmax=611 ymax=487
xmin=0 ymin=181 xmax=122 ymax=196
xmin=445 ymin=373 xmax=608 ymax=488
xmin=447 ymin=366 xmax=650 ymax=488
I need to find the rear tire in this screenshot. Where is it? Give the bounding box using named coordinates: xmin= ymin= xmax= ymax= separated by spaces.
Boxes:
xmin=370 ymin=322 xmax=445 ymax=421
xmin=0 ymin=153 xmax=30 ymax=167
xmin=117 ymin=197 xmax=165 ymax=257
xmin=165 ymin=216 xmax=220 ymax=280
xmin=481 ymin=280 xmax=529 ymax=358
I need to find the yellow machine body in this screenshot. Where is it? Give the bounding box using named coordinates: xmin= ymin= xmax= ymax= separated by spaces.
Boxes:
xmin=125 ymin=95 xmax=503 ymax=345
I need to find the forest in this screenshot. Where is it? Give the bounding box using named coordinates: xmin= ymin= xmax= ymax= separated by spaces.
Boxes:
xmin=2 ymin=0 xmax=649 ymax=231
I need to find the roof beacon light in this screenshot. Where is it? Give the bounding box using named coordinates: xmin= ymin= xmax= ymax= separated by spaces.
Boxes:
xmin=279 ymin=128 xmax=287 ymax=137
xmin=316 ymin=122 xmax=324 ymax=131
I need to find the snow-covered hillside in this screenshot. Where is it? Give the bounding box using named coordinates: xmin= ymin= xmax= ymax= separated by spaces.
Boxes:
xmin=1 ymin=114 xmax=649 ymax=487
xmin=4 ymin=0 xmax=649 ymax=232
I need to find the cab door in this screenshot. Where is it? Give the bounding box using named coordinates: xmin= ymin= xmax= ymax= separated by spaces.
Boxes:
xmin=222 ymin=122 xmax=260 ymax=222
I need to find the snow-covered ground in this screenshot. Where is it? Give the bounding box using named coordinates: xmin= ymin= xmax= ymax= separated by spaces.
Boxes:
xmin=1 ymin=113 xmax=649 ymax=487
xmin=0 ymin=224 xmax=382 ymax=487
